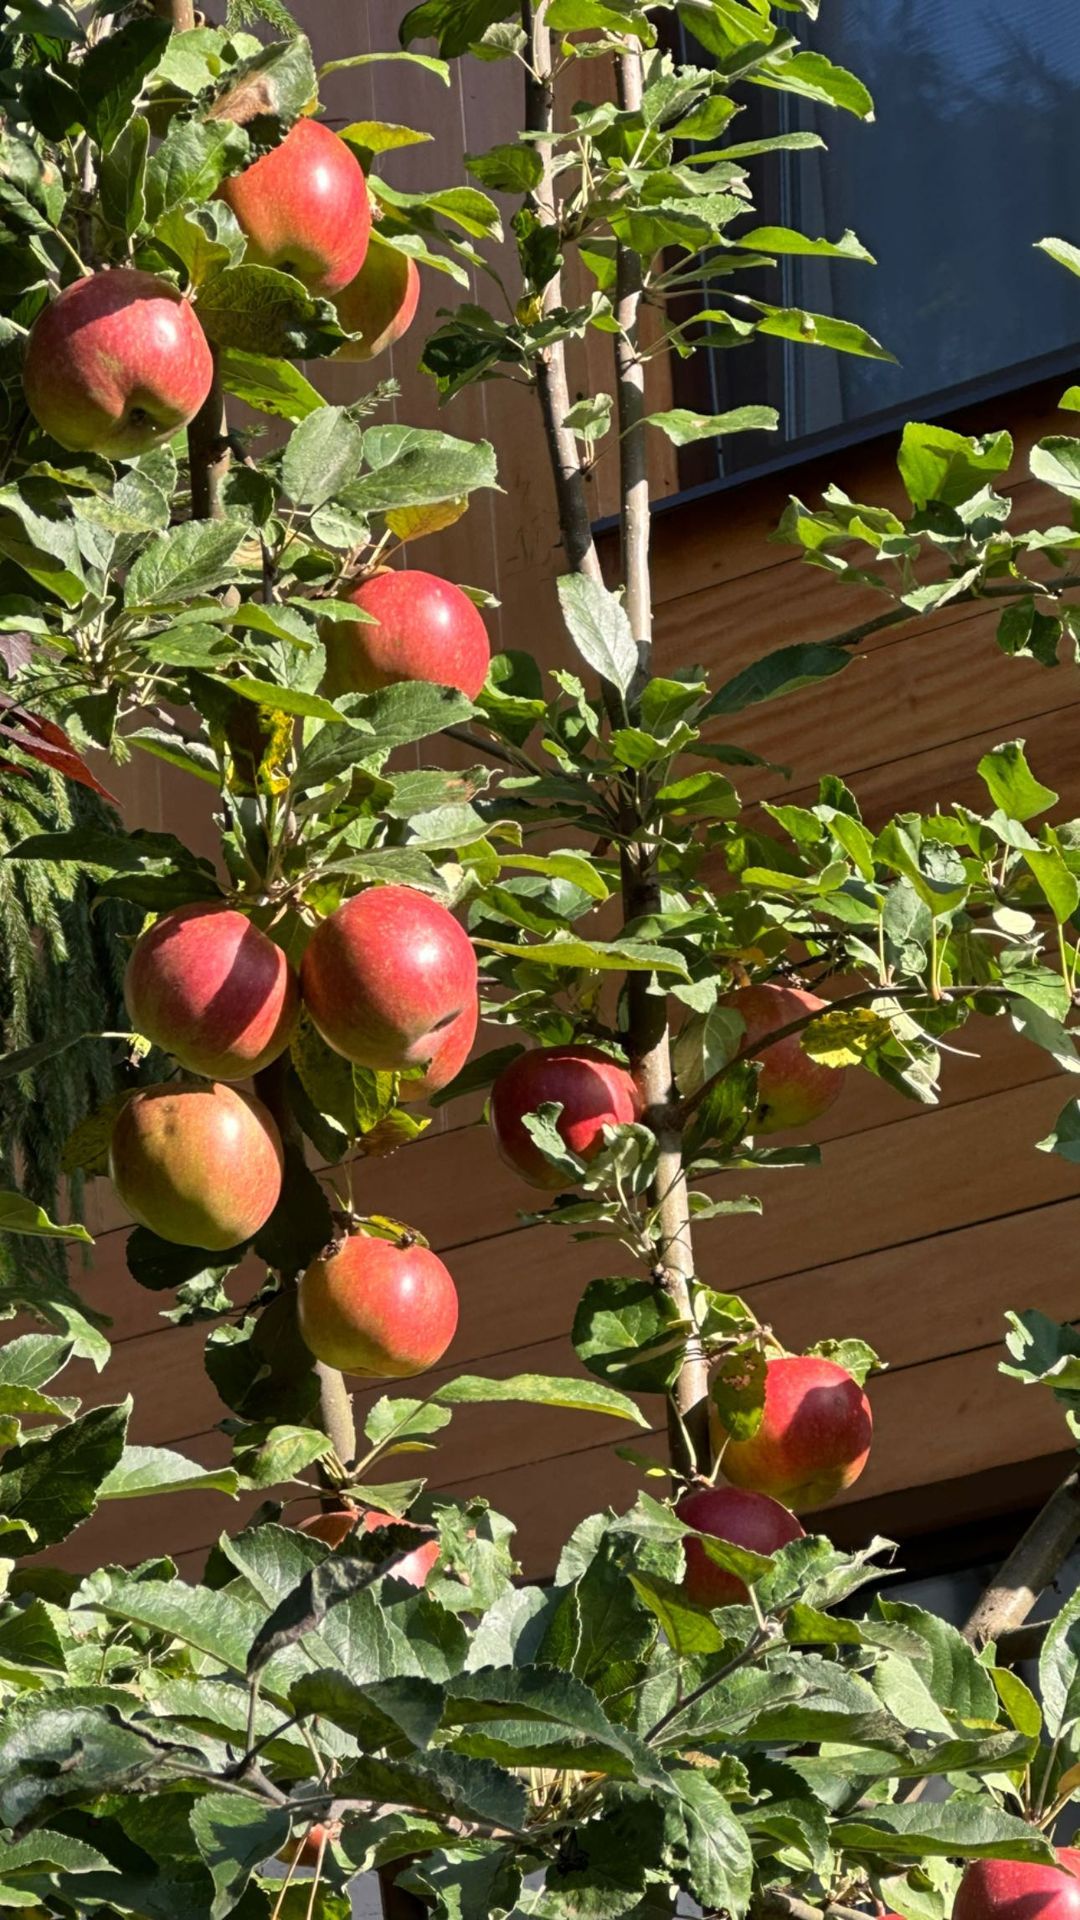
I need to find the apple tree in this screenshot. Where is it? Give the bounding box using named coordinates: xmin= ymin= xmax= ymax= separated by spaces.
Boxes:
xmin=0 ymin=2 xmax=1080 ymax=1918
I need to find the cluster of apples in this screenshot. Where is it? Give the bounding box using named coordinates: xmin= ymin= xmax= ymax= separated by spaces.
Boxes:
xmin=22 ymin=115 xmax=421 ymax=461
xmin=110 ymin=881 xmax=481 ymax=1378
xmin=479 ymin=984 xmax=862 ymax=1607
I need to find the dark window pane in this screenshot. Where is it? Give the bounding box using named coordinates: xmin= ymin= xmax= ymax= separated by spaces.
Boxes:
xmin=688 ymin=0 xmax=1080 ymax=484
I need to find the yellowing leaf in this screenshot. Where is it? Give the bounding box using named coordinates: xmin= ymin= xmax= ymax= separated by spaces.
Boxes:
xmin=801 ymin=1006 xmax=893 ymax=1068
xmin=386 ymin=497 xmax=468 ymax=543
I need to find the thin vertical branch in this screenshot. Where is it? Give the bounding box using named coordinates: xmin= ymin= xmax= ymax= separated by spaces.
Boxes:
xmin=611 ymin=44 xmax=709 ymax=1476
xmin=522 ymin=1 xmax=604 ymax=586
xmin=188 ymin=348 xmax=230 ymax=522
xmin=522 ymin=7 xmax=709 ymax=1476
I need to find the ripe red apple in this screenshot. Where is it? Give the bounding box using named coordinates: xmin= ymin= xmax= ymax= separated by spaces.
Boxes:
xmin=108 ymin=1082 xmax=283 ymax=1250
xmin=489 ymin=1045 xmax=642 ymax=1190
xmin=721 ymin=982 xmax=844 ymax=1133
xmin=300 ymin=885 xmax=478 ymax=1077
xmin=297 ymin=1232 xmax=458 ymax=1377
xmin=279 ymin=1820 xmax=342 ymax=1871
xmin=954 ymin=1852 xmax=1080 ymax=1920
xmin=124 ymin=904 xmax=299 ymax=1082
xmin=217 ymin=117 xmax=370 ymax=296
xmin=719 ymin=1355 xmax=872 ymax=1511
xmin=398 ymin=998 xmax=478 ymax=1105
xmin=298 ymin=1507 xmax=440 ymax=1587
xmin=321 ymin=570 xmax=490 ymax=702
xmin=23 ymin=270 xmax=213 ymax=457
xmin=676 ymin=1485 xmax=805 ymax=1606
xmin=334 ymin=234 xmax=421 ymax=361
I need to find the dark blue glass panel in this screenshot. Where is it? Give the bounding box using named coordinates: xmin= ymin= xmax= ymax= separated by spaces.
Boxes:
xmin=688 ymin=0 xmax=1080 ymax=483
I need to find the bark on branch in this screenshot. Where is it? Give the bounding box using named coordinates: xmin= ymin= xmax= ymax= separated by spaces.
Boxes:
xmin=964 ymin=1467 xmax=1080 ymax=1647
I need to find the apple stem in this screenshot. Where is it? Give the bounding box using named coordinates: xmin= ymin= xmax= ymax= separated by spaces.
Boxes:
xmin=522 ymin=5 xmax=710 ymax=1480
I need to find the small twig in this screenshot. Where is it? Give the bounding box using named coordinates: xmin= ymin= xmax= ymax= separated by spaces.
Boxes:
xmin=645 ymin=1626 xmax=781 ymax=1744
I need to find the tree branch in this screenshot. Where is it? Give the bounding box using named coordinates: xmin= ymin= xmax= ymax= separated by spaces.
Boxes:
xmin=187 ymin=346 xmax=230 ymax=522
xmin=610 ymin=48 xmax=708 ymax=1477
xmin=522 ymin=1 xmax=604 ymax=587
xmin=756 ymin=1892 xmax=873 ymax=1920
xmin=964 ymin=1467 xmax=1080 ymax=1647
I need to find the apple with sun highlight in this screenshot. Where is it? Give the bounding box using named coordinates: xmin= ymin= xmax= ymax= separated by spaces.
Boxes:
xmin=124 ymin=903 xmax=298 ymax=1082
xmin=108 ymin=1082 xmax=283 ymax=1251
xmin=297 ymin=1231 xmax=459 ymax=1378
xmin=489 ymin=1045 xmax=642 ymax=1189
xmin=321 ymin=569 xmax=490 ymax=701
xmin=24 ymin=270 xmax=213 ymax=457
xmin=334 ymin=234 xmax=421 ymax=361
xmin=218 ymin=117 xmax=370 ymax=295
xmin=718 ymin=1354 xmax=873 ymax=1511
xmin=300 ymin=884 xmax=478 ymax=1079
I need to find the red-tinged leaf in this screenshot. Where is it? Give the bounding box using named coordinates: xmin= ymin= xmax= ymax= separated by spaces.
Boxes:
xmin=0 ymin=710 xmax=120 ymax=806
xmin=0 ymin=633 xmax=33 ymax=678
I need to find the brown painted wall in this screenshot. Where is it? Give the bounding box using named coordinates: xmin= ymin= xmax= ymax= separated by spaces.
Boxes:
xmin=51 ymin=6 xmax=1080 ymax=1580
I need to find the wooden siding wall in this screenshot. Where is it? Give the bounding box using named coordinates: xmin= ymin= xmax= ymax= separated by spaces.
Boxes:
xmin=46 ymin=4 xmax=1080 ymax=1582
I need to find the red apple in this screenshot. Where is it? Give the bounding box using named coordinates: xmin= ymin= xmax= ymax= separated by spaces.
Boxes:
xmin=23 ymin=270 xmax=213 ymax=457
xmin=218 ymin=117 xmax=370 ymax=296
xmin=954 ymin=1853 xmax=1080 ymax=1920
xmin=321 ymin=570 xmax=490 ymax=702
xmin=298 ymin=1507 xmax=440 ymax=1587
xmin=489 ymin=1045 xmax=642 ymax=1190
xmin=108 ymin=1082 xmax=283 ymax=1250
xmin=719 ymin=1355 xmax=872 ymax=1511
xmin=676 ymin=1485 xmax=806 ymax=1606
xmin=279 ymin=1820 xmax=342 ymax=1871
xmin=398 ymin=998 xmax=478 ymax=1105
xmin=721 ymin=982 xmax=844 ymax=1133
xmin=300 ymin=885 xmax=478 ymax=1076
xmin=297 ymin=1232 xmax=458 ymax=1377
xmin=333 ymin=234 xmax=421 ymax=361
xmin=124 ymin=904 xmax=299 ymax=1082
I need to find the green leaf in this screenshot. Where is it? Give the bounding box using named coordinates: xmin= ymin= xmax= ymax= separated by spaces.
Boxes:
xmin=705 ymin=642 xmax=850 ymax=715
xmin=78 ymin=13 xmax=171 ymax=150
xmin=215 ymin=675 xmax=342 ymax=722
xmin=231 ymin=1423 xmax=332 ymax=1489
xmin=99 ymin=113 xmax=149 ymax=235
xmin=0 ymin=1189 xmax=92 ymax=1243
xmin=557 ymin=573 xmax=637 ymax=696
xmin=1031 ymin=437 xmax=1080 ymax=498
xmin=434 ymin=1374 xmax=648 ymax=1428
xmin=219 ymin=348 xmax=325 ymax=421
xmin=0 ymin=1402 xmax=128 ymax=1553
xmin=665 ymin=1766 xmax=753 ymax=1916
xmin=739 ymin=223 xmax=874 ymax=262
xmin=0 ymin=1692 xmax=182 ymax=1830
xmin=753 ymin=47 xmax=873 ymax=118
xmin=1037 ymin=1099 xmax=1080 ymax=1163
xmin=364 ymin=1395 xmax=454 ymax=1452
xmin=126 ymin=517 xmax=247 ymax=605
xmin=1038 ymin=235 xmax=1080 ymax=280
xmin=1041 ymin=1586 xmax=1080 ymax=1738
xmin=831 ymin=1801 xmax=1055 ymax=1861
xmin=290 ymin=1670 xmax=445 ymax=1750
xmin=573 ymin=1275 xmax=687 ymax=1394
xmin=342 ymin=426 xmax=498 ymax=515
xmin=282 ymin=406 xmax=366 ymax=509
xmin=146 ymin=118 xmax=249 ymax=222
xmin=98 ymin=1445 xmax=240 ymax=1500
xmin=479 ymin=935 xmax=688 ymax=976
xmin=898 ymin=423 xmax=1013 ymax=510
xmin=466 ymin=142 xmax=543 ymax=192
xmin=977 ymin=740 xmax=1057 ymax=821
xmin=195 ymin=265 xmax=344 ymax=358
xmin=190 ymin=1792 xmax=290 ymax=1920
xmin=643 ymin=405 xmax=778 ymax=445
xmin=752 ymin=301 xmax=894 ymax=360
